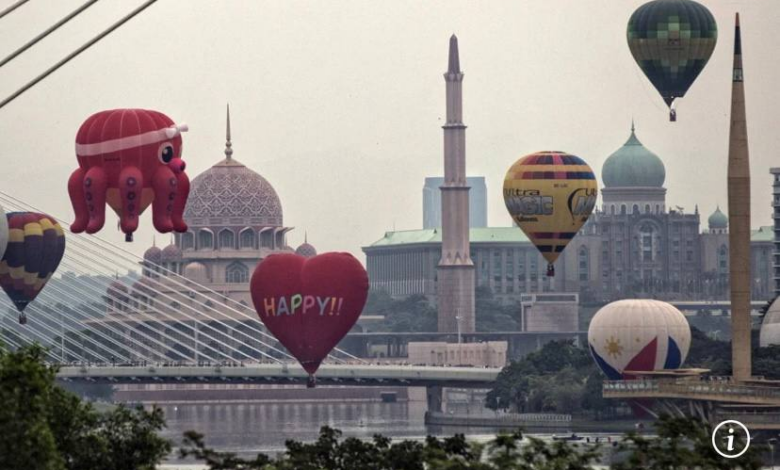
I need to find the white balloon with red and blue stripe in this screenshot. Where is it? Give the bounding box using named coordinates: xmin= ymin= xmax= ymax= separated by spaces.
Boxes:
xmin=588 ymin=299 xmax=691 ymax=380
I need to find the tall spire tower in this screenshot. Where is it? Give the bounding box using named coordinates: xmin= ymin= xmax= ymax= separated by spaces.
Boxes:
xmin=728 ymin=14 xmax=752 ymax=381
xmin=437 ymin=35 xmax=475 ymax=334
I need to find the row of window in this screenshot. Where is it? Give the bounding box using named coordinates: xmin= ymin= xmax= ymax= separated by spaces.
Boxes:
xmin=180 ymin=229 xmax=281 ymax=251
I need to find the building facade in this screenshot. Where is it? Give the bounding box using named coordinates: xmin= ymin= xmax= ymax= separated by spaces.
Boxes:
xmin=423 ymin=176 xmax=487 ymax=229
xmin=364 ymin=125 xmax=776 ymax=306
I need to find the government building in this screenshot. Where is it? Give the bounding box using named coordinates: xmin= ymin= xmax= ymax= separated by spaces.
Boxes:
xmin=363 ymin=124 xmax=775 ymax=305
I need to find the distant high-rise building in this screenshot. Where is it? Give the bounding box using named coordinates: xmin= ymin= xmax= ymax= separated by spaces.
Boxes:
xmin=771 ymin=167 xmax=780 ymax=296
xmin=423 ymin=176 xmax=487 ymax=229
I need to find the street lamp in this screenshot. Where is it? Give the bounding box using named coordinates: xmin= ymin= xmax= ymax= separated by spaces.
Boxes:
xmin=769 ymin=437 xmax=777 ymax=469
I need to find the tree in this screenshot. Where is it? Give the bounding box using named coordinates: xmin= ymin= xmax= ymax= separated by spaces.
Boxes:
xmin=0 ymin=344 xmax=170 ymax=470
xmin=475 ymin=287 xmax=518 ymax=332
xmin=613 ymin=415 xmax=764 ymax=470
xmin=0 ymin=344 xmax=64 ymax=470
xmin=485 ymin=340 xmax=611 ymax=415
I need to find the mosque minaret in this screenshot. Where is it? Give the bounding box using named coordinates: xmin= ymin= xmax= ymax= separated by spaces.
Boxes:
xmin=437 ymin=35 xmax=475 ymax=334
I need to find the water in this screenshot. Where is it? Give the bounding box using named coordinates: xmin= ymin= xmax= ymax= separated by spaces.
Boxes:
xmin=159 ymin=400 xmax=438 ymax=458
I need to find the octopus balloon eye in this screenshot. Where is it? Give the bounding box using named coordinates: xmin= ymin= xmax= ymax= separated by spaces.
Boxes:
xmin=158 ymin=144 xmax=174 ymax=164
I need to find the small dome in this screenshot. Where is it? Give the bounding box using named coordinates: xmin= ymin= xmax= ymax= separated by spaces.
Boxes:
xmin=161 ymin=244 xmax=182 ymax=262
xmin=760 ymin=297 xmax=780 ymax=347
xmin=183 ymin=261 xmax=209 ymax=284
xmin=144 ymin=246 xmax=162 ymax=264
xmin=602 ymin=125 xmax=665 ymax=188
xmin=106 ymin=280 xmax=129 ymax=299
xmin=296 ymin=242 xmax=317 ymax=258
xmin=708 ymin=206 xmax=728 ymax=229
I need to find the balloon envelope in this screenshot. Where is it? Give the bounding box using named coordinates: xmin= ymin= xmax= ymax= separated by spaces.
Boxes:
xmin=588 ymin=299 xmax=691 ymax=380
xmin=0 ymin=204 xmax=7 ymax=262
xmin=0 ymin=212 xmax=66 ymax=314
xmin=503 ymin=151 xmax=597 ymax=274
xmin=627 ymin=0 xmax=717 ymax=109
xmin=69 ymin=109 xmax=190 ymax=241
xmin=250 ymin=252 xmax=369 ymax=375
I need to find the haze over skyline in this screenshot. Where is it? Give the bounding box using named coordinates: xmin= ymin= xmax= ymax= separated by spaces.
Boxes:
xmin=1 ymin=0 xmax=779 ymax=262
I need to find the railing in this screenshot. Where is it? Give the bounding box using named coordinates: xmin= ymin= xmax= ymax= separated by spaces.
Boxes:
xmin=603 ymin=378 xmax=780 ymax=402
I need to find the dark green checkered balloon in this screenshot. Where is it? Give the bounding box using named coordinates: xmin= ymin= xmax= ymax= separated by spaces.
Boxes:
xmin=628 ymin=0 xmax=717 ymax=119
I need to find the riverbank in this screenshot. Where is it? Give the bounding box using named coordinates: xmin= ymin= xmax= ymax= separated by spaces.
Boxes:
xmin=425 ymin=411 xmax=646 ymax=433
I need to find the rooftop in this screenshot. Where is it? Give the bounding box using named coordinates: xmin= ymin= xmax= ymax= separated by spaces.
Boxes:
xmin=367 ymin=227 xmax=529 ymax=248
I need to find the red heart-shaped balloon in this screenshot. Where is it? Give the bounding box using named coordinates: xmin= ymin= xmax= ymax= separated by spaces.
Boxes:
xmin=250 ymin=252 xmax=369 ymax=375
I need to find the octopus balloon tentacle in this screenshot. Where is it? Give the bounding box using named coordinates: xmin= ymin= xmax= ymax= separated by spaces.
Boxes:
xmin=69 ymin=109 xmax=190 ymax=241
xmin=84 ymin=166 xmax=108 ymax=234
xmin=118 ymin=166 xmax=144 ymax=236
xmin=171 ymin=170 xmax=190 ymax=232
xmin=67 ymin=168 xmax=89 ymax=233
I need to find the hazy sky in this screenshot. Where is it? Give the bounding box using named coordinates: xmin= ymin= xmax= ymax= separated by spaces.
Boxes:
xmin=1 ymin=1 xmax=778 ymax=264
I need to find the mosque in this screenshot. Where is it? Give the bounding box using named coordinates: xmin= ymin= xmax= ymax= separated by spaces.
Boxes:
xmin=137 ymin=107 xmax=316 ymax=306
xmin=103 ymin=108 xmax=318 ymax=359
xmin=363 ymin=124 xmax=775 ymax=305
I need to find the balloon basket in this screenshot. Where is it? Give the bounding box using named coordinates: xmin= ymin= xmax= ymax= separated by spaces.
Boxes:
xmin=306 ymin=375 xmax=316 ymax=389
xmin=546 ymin=264 xmax=555 ymax=277
xmin=125 ymin=233 xmax=133 ymax=242
xmin=669 ymin=109 xmax=677 ymax=122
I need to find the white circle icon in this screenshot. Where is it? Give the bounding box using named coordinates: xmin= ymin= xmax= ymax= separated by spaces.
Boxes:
xmin=712 ymin=420 xmax=751 ymax=459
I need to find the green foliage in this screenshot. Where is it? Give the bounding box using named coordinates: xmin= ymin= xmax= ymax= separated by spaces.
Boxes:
xmin=613 ymin=415 xmax=764 ymax=470
xmin=0 ymin=344 xmax=64 ymax=470
xmin=485 ymin=340 xmax=608 ymax=415
xmin=368 ymin=292 xmax=438 ymax=332
xmin=181 ymin=426 xmax=603 ymax=470
xmin=367 ymin=288 xmax=519 ymax=333
xmin=475 ymin=286 xmax=519 ymax=332
xmin=0 ymin=344 xmax=170 ymax=470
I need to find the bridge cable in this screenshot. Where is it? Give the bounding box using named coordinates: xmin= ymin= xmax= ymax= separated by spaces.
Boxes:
xmin=0 ymin=0 xmax=158 ymax=110
xmin=0 ymin=0 xmax=29 ymax=20
xmin=0 ymin=191 xmax=361 ymax=364
xmin=0 ymin=0 xmax=100 ymax=69
xmin=0 ymin=195 xmax=277 ymax=364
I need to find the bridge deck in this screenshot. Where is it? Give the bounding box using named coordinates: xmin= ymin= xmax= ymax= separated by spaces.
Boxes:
xmin=57 ymin=363 xmax=501 ymax=388
xmin=603 ymin=379 xmax=780 ymax=406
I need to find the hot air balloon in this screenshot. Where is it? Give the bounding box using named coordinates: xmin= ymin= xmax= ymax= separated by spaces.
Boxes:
xmin=0 ymin=212 xmax=66 ymax=324
xmin=68 ymin=109 xmax=190 ymax=242
xmin=0 ymin=204 xmax=7 ymax=263
xmin=627 ymin=0 xmax=718 ymax=121
xmin=588 ymin=299 xmax=691 ymax=380
xmin=251 ymin=252 xmax=369 ymax=387
xmin=503 ymin=151 xmax=598 ymax=276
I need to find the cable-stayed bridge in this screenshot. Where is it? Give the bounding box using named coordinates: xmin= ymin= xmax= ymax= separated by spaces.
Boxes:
xmin=0 ymin=190 xmax=362 ymax=368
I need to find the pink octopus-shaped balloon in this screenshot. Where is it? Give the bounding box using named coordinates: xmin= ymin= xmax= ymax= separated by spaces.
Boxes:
xmin=68 ymin=109 xmax=190 ymax=242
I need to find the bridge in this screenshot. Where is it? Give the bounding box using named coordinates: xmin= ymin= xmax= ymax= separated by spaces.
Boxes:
xmin=57 ymin=363 xmax=500 ymax=388
xmin=0 ymin=192 xmax=502 ymax=412
xmin=603 ymin=378 xmax=780 ymax=430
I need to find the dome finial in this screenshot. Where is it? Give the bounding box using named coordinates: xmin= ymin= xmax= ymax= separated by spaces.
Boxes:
xmin=631 ymin=117 xmax=635 ymax=134
xmin=305 ymin=230 xmax=308 ymax=243
xmin=152 ymin=234 xmax=156 ymax=247
xmin=225 ymin=103 xmax=233 ymax=161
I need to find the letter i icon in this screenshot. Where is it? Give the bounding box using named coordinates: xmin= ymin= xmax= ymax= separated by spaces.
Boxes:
xmin=726 ymin=428 xmax=735 ymax=451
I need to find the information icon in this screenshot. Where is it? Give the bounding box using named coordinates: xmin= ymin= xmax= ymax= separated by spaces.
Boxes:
xmin=712 ymin=420 xmax=751 ymax=459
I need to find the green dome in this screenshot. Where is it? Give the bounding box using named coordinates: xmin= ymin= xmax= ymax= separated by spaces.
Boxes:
xmin=602 ymin=125 xmax=665 ymax=188
xmin=708 ymin=206 xmax=728 ymax=229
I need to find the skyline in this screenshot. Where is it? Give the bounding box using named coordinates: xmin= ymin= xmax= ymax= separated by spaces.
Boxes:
xmin=1 ymin=1 xmax=779 ymax=261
